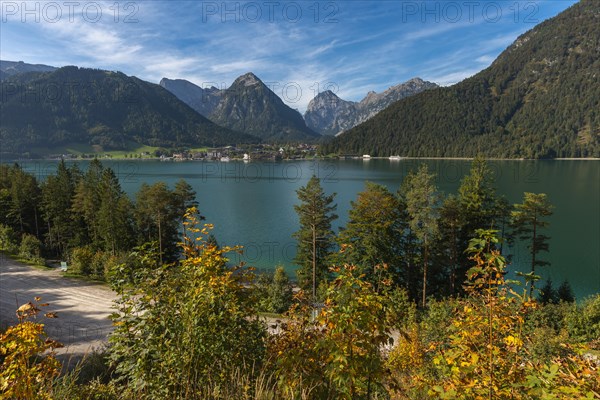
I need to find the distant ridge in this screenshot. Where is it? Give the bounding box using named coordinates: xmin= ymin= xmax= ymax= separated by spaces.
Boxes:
xmin=0 ymin=60 xmax=57 ymax=79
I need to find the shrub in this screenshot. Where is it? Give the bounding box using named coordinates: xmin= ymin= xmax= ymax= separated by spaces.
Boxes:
xmin=566 ymin=294 xmax=600 ymax=343
xmin=0 ymin=224 xmax=18 ymax=253
xmin=0 ymin=297 xmax=62 ymax=399
xmin=70 ymin=246 xmax=95 ymax=275
xmin=269 ymin=264 xmax=394 ymax=399
xmin=108 ymin=210 xmax=267 ymax=399
xmin=18 ymin=233 xmax=44 ymax=264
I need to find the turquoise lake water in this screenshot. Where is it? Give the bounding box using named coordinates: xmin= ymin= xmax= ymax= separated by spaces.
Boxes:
xmin=17 ymin=159 xmax=599 ymax=299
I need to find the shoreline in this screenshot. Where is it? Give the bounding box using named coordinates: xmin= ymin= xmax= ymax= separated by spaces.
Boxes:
xmin=3 ymin=156 xmax=599 ymax=162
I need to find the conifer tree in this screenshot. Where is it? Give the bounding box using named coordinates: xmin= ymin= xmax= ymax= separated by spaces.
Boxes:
xmin=293 ymin=175 xmax=337 ymax=299
xmin=404 ymin=165 xmax=440 ymax=307
xmin=511 ymin=192 xmax=553 ymax=296
xmin=338 ymin=182 xmax=402 ymax=290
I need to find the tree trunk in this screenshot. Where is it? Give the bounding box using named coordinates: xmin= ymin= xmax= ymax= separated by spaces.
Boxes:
xmin=530 ymin=214 xmax=537 ymax=298
xmin=158 ymin=213 xmax=163 ymax=265
xmin=422 ymin=244 xmax=428 ymax=308
xmin=312 ymin=223 xmax=316 ymax=302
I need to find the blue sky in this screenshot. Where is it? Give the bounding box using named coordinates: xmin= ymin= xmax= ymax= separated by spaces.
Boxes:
xmin=0 ymin=0 xmax=578 ymax=112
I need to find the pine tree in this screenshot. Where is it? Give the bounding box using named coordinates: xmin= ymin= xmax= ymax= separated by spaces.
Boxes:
xmin=557 ymin=280 xmax=575 ymax=303
xmin=97 ymin=168 xmax=133 ymax=255
xmin=41 ymin=160 xmax=81 ymax=256
xmin=456 ymin=157 xmax=501 ymax=289
xmin=293 ymin=175 xmax=337 ymax=299
xmin=172 ymin=179 xmax=200 ymax=236
xmin=71 ymin=158 xmax=104 ymax=245
xmin=338 ymin=182 xmax=402 ymax=290
xmin=458 ymin=157 xmax=499 ymax=234
xmin=268 ymin=266 xmax=293 ymax=313
xmin=403 ymin=165 xmax=440 ymax=307
xmin=511 ymin=192 xmax=553 ymax=297
xmin=135 ymin=182 xmax=179 ymax=264
xmin=6 ymin=164 xmax=41 ymax=237
xmin=437 ymin=194 xmax=464 ymax=295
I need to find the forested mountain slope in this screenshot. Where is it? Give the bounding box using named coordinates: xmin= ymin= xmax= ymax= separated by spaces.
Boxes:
xmin=0 ymin=66 xmax=257 ymax=154
xmin=323 ymin=1 xmax=600 ymax=158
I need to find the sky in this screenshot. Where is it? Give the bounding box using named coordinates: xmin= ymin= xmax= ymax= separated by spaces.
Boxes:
xmin=0 ymin=0 xmax=579 ymax=112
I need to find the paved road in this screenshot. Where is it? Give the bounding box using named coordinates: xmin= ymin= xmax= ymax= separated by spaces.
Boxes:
xmin=0 ymin=253 xmax=116 ymax=364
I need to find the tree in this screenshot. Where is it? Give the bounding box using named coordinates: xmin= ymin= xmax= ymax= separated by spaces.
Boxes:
xmin=71 ymin=158 xmax=104 ymax=245
xmin=403 ymin=165 xmax=440 ymax=307
xmin=458 ymin=157 xmax=500 ymax=235
xmin=257 ymin=266 xmax=293 ymax=314
xmin=538 ymin=279 xmax=558 ymax=304
xmin=511 ymin=192 xmax=553 ymax=297
xmin=557 ymin=280 xmax=575 ymax=303
xmin=97 ymin=168 xmax=134 ymax=254
xmin=456 ymin=157 xmax=502 ymax=290
xmin=135 ymin=182 xmax=179 ymax=264
xmin=41 ymin=160 xmax=81 ymax=256
xmin=338 ymin=182 xmax=402 ymax=290
xmin=293 ymin=175 xmax=337 ymax=299
xmin=173 ymin=179 xmax=200 ymax=237
xmin=437 ymin=194 xmax=464 ymax=295
xmin=6 ymin=164 xmax=41 ymax=236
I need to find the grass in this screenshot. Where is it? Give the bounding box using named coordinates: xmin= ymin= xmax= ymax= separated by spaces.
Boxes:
xmin=28 ymin=142 xmax=159 ymax=159
xmin=1 ymin=251 xmax=52 ymax=270
xmin=61 ymin=271 xmax=109 ymax=285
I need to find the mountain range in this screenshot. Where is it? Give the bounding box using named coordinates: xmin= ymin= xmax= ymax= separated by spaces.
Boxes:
xmin=323 ymin=0 xmax=600 ymax=158
xmin=0 ymin=66 xmax=256 ymax=155
xmin=304 ymin=78 xmax=438 ymax=136
xmin=161 ymin=73 xmax=320 ymax=142
xmin=161 ymin=75 xmax=435 ymax=138
xmin=2 ymin=0 xmax=598 ymax=158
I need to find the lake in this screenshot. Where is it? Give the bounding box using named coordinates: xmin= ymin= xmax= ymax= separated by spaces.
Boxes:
xmin=17 ymin=159 xmax=600 ymax=299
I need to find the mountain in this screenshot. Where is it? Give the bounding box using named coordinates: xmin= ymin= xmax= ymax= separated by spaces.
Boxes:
xmin=161 ymin=73 xmax=320 ymax=142
xmin=159 ymin=78 xmax=221 ymax=117
xmin=323 ymin=1 xmax=600 ymax=159
xmin=0 ymin=66 xmax=258 ymax=155
xmin=304 ymin=91 xmax=358 ymax=136
xmin=305 ymin=78 xmax=438 ymax=136
xmin=0 ymin=60 xmax=57 ymax=79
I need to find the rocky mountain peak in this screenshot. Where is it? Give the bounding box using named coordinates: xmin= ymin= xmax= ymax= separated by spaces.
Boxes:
xmin=305 ymin=77 xmax=438 ymax=135
xmin=234 ymin=72 xmax=262 ymax=87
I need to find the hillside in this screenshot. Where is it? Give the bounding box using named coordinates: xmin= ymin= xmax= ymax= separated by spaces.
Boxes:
xmin=0 ymin=66 xmax=258 ymax=155
xmin=323 ymin=1 xmax=600 ymax=158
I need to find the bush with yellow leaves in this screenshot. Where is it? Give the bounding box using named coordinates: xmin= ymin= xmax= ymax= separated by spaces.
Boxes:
xmin=0 ymin=297 xmax=62 ymax=399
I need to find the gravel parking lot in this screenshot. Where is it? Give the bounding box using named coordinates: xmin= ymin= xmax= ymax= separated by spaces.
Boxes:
xmin=0 ymin=253 xmax=116 ymax=364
